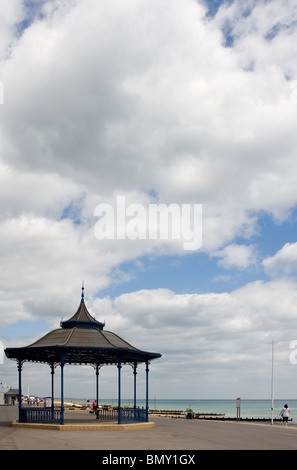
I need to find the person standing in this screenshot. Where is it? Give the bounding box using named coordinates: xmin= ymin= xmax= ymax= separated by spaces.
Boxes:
xmin=280 ymin=404 xmax=290 ymax=425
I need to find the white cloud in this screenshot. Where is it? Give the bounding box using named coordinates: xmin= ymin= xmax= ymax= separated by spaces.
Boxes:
xmin=3 ymin=281 xmax=297 ymax=398
xmin=1 ymin=0 xmax=297 ymax=226
xmin=214 ymin=243 xmax=258 ymax=270
xmin=96 ymin=281 xmax=297 ymax=397
xmin=0 ymin=0 xmax=24 ymax=59
xmin=263 ymin=242 xmax=297 ymax=276
xmin=0 ymin=160 xmax=80 ymax=220
xmin=1 ymin=0 xmax=297 ymax=399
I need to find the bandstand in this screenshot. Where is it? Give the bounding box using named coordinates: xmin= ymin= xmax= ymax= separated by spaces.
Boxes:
xmin=5 ymin=286 xmax=161 ymax=426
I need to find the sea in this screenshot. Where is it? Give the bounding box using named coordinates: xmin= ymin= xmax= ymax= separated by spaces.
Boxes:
xmin=64 ymin=398 xmax=297 ymax=422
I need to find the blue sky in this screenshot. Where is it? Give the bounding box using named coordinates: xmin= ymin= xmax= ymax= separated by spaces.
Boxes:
xmin=1 ymin=0 xmax=297 ymax=400
xmin=102 ymin=209 xmax=297 ymax=296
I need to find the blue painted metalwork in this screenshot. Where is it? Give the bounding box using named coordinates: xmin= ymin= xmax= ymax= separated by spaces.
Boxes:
xmin=17 ymin=360 xmax=22 ymax=424
xmin=122 ymin=408 xmax=147 ymax=423
xmin=20 ymin=407 xmax=62 ymax=424
xmin=51 ymin=364 xmax=55 ymax=418
xmin=95 ymin=363 xmax=99 ymax=418
xmin=96 ymin=407 xmax=147 ymax=423
xmin=133 ymin=363 xmax=137 ymax=409
xmin=60 ymin=355 xmax=65 ymax=425
xmin=145 ymin=361 xmax=149 ymax=422
xmin=118 ymin=359 xmax=122 ymax=424
xmin=96 ymin=408 xmax=118 ymax=421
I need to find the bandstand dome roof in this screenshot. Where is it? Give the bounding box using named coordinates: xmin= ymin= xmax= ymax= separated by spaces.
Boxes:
xmin=5 ymin=288 xmax=161 ymax=365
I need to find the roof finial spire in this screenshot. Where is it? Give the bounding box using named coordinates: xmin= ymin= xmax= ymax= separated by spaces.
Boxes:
xmin=81 ymin=280 xmax=84 ymax=302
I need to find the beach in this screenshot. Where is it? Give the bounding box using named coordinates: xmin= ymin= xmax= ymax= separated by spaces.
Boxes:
xmin=1 ymin=404 xmax=297 ymax=450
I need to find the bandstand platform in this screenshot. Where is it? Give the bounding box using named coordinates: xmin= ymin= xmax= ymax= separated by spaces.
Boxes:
xmin=11 ymin=411 xmax=155 ymax=431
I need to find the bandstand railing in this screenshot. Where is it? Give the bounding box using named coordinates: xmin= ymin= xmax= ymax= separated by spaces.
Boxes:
xmin=96 ymin=407 xmax=118 ymax=421
xmin=19 ymin=407 xmax=62 ymax=424
xmin=120 ymin=407 xmax=147 ymax=423
xmin=19 ymin=406 xmax=148 ymax=425
xmin=96 ymin=407 xmax=148 ymax=424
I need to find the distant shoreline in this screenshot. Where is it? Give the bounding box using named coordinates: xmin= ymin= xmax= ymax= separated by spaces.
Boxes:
xmin=48 ymin=398 xmax=296 ymax=421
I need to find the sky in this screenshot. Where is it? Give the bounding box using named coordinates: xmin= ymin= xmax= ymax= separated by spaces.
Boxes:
xmin=1 ymin=0 xmax=297 ymax=401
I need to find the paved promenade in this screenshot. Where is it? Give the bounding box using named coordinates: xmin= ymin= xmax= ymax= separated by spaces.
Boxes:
xmin=1 ymin=405 xmax=297 ymax=450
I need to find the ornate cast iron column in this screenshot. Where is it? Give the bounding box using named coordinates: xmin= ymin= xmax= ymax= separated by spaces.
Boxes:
xmin=145 ymin=360 xmax=149 ymax=422
xmin=133 ymin=362 xmax=137 ymax=410
xmin=95 ymin=363 xmax=99 ymax=419
xmin=117 ymin=359 xmax=122 ymax=424
xmin=17 ymin=359 xmax=23 ymax=423
xmin=60 ymin=355 xmax=65 ymax=425
xmin=50 ymin=363 xmax=55 ymax=419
